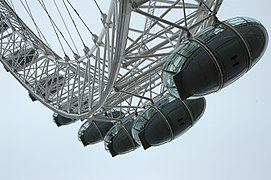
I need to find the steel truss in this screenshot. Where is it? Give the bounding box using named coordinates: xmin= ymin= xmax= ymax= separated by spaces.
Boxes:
xmin=0 ymin=0 xmax=223 ymax=122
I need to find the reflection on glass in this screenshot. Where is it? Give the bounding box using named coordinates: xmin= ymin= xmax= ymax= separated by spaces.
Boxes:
xmin=162 ymin=41 xmax=200 ymax=98
xmin=78 ymin=121 xmax=90 ymax=140
xmin=225 ymin=17 xmax=247 ymax=26
xmin=196 ymin=24 xmax=226 ymax=43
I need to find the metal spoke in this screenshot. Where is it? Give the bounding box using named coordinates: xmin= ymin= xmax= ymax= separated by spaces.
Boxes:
xmin=0 ymin=0 xmax=223 ymax=120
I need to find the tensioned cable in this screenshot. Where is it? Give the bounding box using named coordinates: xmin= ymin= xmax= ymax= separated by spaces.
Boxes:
xmin=53 ymin=0 xmax=80 ymax=55
xmin=93 ymin=0 xmax=103 ymax=15
xmin=38 ymin=0 xmax=78 ymax=58
xmin=19 ymin=0 xmax=51 ymax=50
xmin=62 ymin=0 xmax=86 ymax=48
xmin=182 ymin=0 xmax=189 ymax=31
xmin=8 ymin=0 xmax=15 ymax=10
xmin=199 ymin=0 xmax=212 ymax=12
xmin=67 ymin=0 xmax=95 ymax=37
xmin=37 ymin=0 xmax=67 ymax=56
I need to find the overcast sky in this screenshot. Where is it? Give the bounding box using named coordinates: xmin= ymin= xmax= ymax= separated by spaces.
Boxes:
xmin=0 ymin=0 xmax=270 ymax=180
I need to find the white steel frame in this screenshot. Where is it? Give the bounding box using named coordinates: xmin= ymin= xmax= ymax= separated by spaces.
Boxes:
xmin=0 ymin=0 xmax=223 ymax=121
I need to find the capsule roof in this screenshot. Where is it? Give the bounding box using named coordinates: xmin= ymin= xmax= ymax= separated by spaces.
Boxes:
xmin=78 ymin=109 xmax=124 ymax=146
xmin=162 ymin=16 xmax=268 ymax=100
xmin=132 ymin=94 xmax=206 ymax=149
xmin=104 ymin=113 xmax=139 ymax=157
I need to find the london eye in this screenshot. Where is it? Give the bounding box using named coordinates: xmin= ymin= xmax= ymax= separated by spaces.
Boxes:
xmin=0 ymin=0 xmax=268 ymax=157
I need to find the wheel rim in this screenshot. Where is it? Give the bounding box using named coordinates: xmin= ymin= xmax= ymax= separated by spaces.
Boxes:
xmin=0 ymin=0 xmax=223 ymax=120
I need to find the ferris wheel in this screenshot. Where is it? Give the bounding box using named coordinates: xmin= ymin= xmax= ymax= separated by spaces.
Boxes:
xmin=0 ymin=0 xmax=268 ymax=157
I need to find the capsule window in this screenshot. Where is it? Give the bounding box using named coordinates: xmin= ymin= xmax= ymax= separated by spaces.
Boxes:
xmin=141 ymin=107 xmax=157 ymax=120
xmin=165 ymin=53 xmax=185 ymax=72
xmin=196 ymin=25 xmax=226 ymax=43
xmin=179 ymin=41 xmax=200 ymax=58
xmin=225 ymin=17 xmax=247 ymax=26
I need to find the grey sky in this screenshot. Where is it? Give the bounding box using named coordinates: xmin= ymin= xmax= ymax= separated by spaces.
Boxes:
xmin=0 ymin=0 xmax=270 ymax=180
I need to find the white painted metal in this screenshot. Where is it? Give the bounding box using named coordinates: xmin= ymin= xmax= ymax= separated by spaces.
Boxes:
xmin=0 ymin=0 xmax=223 ymax=121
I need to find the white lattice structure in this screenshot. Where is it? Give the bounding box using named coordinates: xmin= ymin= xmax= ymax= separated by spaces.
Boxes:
xmin=0 ymin=0 xmax=223 ymax=122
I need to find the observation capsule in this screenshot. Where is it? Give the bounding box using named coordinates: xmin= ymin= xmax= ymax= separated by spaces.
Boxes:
xmin=132 ymin=94 xmax=206 ymax=150
xmin=53 ymin=113 xmax=77 ymax=127
xmin=78 ymin=110 xmax=123 ymax=146
xmin=162 ymin=17 xmax=268 ymax=100
xmin=104 ymin=113 xmax=139 ymax=157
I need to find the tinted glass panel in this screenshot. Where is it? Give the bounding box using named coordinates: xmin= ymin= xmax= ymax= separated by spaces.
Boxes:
xmin=141 ymin=107 xmax=157 ymax=120
xmin=196 ymin=24 xmax=226 ymax=43
xmin=224 ymin=17 xmax=247 ymax=26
